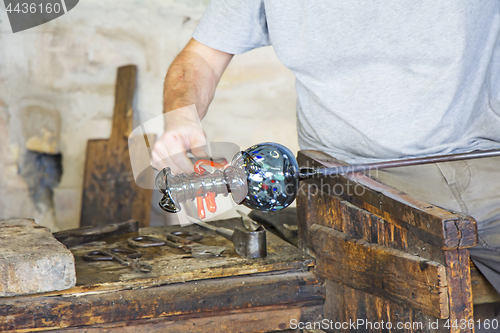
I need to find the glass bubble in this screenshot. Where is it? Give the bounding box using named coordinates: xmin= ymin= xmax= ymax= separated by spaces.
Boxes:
xmin=235 ymin=142 xmax=299 ymax=211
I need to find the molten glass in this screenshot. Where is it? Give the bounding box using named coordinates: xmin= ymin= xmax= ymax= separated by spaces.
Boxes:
xmin=155 ymin=142 xmax=299 ymax=213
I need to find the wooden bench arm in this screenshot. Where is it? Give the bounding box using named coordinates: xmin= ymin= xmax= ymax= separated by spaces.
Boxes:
xmin=297 ymin=150 xmax=478 ymax=250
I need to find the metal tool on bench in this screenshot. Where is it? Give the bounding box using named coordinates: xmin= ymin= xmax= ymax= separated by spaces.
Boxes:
xmin=236 ymin=210 xmax=261 ymax=231
xmin=83 ymin=247 xmax=152 ymax=273
xmin=187 ymin=214 xmax=267 ymax=259
xmin=127 ymin=231 xmax=225 ymax=257
xmin=165 ymin=231 xmax=225 ymax=257
xmin=53 ymin=220 xmax=139 ymax=248
xmin=127 ymin=235 xmax=167 ymax=248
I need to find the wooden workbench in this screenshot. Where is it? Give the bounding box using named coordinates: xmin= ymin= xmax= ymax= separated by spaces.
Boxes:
xmin=0 ymin=218 xmax=324 ymax=332
xmin=296 ymin=150 xmax=500 ymax=333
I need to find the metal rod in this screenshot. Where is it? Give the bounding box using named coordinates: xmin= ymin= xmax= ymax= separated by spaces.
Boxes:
xmin=188 ymin=218 xmax=218 ymax=232
xmin=300 ymin=149 xmax=500 ymax=178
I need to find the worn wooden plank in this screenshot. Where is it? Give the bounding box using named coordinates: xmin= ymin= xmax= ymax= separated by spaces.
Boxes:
xmin=325 ymin=280 xmax=449 ymax=333
xmin=413 ymin=307 xmax=456 ymax=332
xmin=309 ymin=224 xmax=449 ymax=318
xmin=470 ymin=262 xmax=500 ymax=304
xmin=325 ymin=280 xmax=394 ymax=333
xmin=57 ymin=303 xmax=323 ymax=333
xmin=445 ymin=249 xmax=474 ymax=333
xmin=340 ymin=200 xmax=366 ymax=240
xmin=0 ymin=271 xmax=324 ymax=331
xmin=297 ymin=180 xmax=343 ymax=251
xmin=297 ymin=150 xmax=478 ymax=250
xmin=80 ymin=65 xmax=153 ymax=228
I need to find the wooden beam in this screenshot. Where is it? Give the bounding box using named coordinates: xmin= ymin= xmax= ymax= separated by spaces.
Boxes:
xmin=324 ymin=280 xmax=447 ymax=333
xmin=0 ymin=271 xmax=324 ymax=331
xmin=80 ymin=65 xmax=153 ymax=228
xmin=57 ymin=303 xmax=324 ymax=333
xmin=308 ymin=224 xmax=449 ymax=318
xmin=444 ymin=249 xmax=474 ymax=333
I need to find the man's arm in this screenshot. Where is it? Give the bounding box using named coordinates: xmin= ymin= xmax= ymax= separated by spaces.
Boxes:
xmin=164 ymin=38 xmax=233 ymax=116
xmin=151 ymin=39 xmax=233 ymax=173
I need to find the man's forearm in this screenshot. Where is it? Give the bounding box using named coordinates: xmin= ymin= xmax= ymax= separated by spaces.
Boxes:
xmin=163 ymin=39 xmax=233 ymax=119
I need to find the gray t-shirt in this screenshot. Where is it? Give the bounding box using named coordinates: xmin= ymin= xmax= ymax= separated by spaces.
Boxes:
xmin=193 ymin=0 xmax=500 ymax=163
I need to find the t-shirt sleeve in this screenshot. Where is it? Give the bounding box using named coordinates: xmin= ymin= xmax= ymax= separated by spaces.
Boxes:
xmin=193 ymin=0 xmax=271 ymax=55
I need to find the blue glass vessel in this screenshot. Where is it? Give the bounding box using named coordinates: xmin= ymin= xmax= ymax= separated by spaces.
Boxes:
xmin=233 ymin=143 xmax=298 ymax=211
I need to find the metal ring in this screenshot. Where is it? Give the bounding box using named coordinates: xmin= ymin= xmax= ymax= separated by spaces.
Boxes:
xmin=83 ymin=250 xmax=113 ymax=262
xmin=110 ymin=247 xmax=142 ymax=259
xmin=170 ymin=231 xmax=204 ymax=242
xmin=127 ymin=235 xmax=166 ymax=248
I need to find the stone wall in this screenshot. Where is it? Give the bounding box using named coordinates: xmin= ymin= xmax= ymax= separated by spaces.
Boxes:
xmin=0 ymin=0 xmax=297 ymax=231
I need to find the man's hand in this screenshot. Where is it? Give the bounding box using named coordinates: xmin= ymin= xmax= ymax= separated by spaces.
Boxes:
xmin=150 ymin=105 xmax=208 ymax=174
xmin=151 ymin=39 xmax=233 ymax=174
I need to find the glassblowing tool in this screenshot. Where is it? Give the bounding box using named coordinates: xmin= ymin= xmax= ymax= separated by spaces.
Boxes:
xmin=187 ymin=215 xmax=267 ymax=259
xmin=236 ymin=209 xmax=261 ymax=231
xmin=83 ymin=247 xmax=152 ymax=273
xmin=156 ymin=142 xmax=500 ymax=213
xmin=127 ymin=235 xmax=167 ymax=248
xmin=127 ymin=231 xmax=225 ymax=257
xmin=53 ymin=220 xmax=139 ymax=248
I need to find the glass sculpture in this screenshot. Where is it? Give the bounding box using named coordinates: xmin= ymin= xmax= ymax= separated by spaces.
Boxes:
xmin=156 ymin=142 xmax=299 ymax=213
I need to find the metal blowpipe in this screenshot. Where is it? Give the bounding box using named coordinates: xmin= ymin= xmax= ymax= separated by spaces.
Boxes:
xmin=298 ymin=148 xmax=500 ymax=178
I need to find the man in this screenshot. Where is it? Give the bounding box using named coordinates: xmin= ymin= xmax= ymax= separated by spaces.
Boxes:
xmin=152 ymin=1 xmax=500 ymax=293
